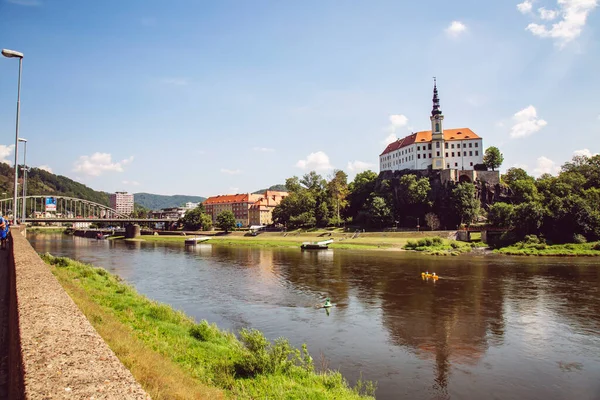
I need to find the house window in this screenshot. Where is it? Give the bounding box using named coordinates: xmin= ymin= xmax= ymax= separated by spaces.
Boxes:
xmin=475 ymin=151 xmax=479 ymax=156
xmin=451 ymin=144 xmax=455 ymax=149
xmin=447 ymin=164 xmax=450 ymax=168
xmin=469 ymin=151 xmax=473 ymax=156
xmin=452 ymin=152 xmax=455 ymax=157
xmin=436 ymin=142 xmax=440 ymax=148
xmin=463 ymin=143 xmax=466 ymax=148
xmin=475 ymin=143 xmax=479 ymax=147
xmin=469 ymin=143 xmax=473 ymax=148
xmin=437 ymin=151 xmax=440 ymax=157
xmin=445 ymin=152 xmax=448 ymax=157
xmin=418 ymin=154 xmax=421 ymax=159
xmin=428 ymin=144 xmax=432 ymax=150
xmin=429 ymin=153 xmax=432 ymax=158
xmin=417 ymin=146 xmax=420 ymax=151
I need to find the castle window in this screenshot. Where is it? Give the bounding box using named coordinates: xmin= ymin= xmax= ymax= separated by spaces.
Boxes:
xmin=469 ymin=151 xmax=473 ymax=156
xmin=463 ymin=143 xmax=466 ymax=148
xmin=469 ymin=143 xmax=473 ymax=148
xmin=447 ymin=164 xmax=450 ymax=168
xmin=418 ymin=154 xmax=421 ymax=159
xmin=475 ymin=151 xmax=479 ymax=156
xmin=429 ymin=153 xmax=432 ymax=158
xmin=417 ymin=146 xmax=420 ymax=150
xmin=436 ymin=142 xmax=440 ymax=148
xmin=437 ymin=151 xmax=440 ymax=157
xmin=451 ymin=144 xmax=455 ymax=149
xmin=452 ymin=152 xmax=455 ymax=157
xmin=428 ymin=144 xmax=432 ymax=150
xmin=455 ymin=162 xmax=458 ymax=167
xmin=445 ymin=152 xmax=448 ymax=157
xmin=470 ymin=162 xmax=473 ymax=166
xmin=458 ymin=152 xmax=461 ymax=156
xmin=475 ymin=143 xmax=479 ymax=147
xmin=445 ymin=143 xmax=448 ymax=149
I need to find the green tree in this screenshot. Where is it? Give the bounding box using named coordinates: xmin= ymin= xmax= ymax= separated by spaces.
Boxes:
xmin=513 ymin=202 xmax=544 ymax=237
xmin=487 ymin=202 xmax=514 ymax=228
xmin=346 ymin=170 xmax=378 ymax=222
xmin=327 ymin=170 xmax=349 ymax=226
xmin=450 ymin=182 xmax=480 ymax=227
xmin=366 ymin=196 xmax=391 ymax=228
xmin=200 ymin=213 xmax=213 ymax=231
xmin=502 ymin=167 xmax=532 ymax=186
xmin=180 ymin=204 xmax=208 ymax=230
xmin=483 ymin=146 xmax=504 ymax=171
xmin=216 ymin=210 xmax=236 ymax=232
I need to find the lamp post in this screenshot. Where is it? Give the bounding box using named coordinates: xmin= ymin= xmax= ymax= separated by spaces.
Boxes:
xmin=2 ymin=48 xmax=24 ymax=225
xmin=19 ymin=138 xmax=28 ymax=223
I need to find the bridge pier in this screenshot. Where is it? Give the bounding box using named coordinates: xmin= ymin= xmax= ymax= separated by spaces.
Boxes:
xmin=125 ymin=223 xmax=141 ymax=239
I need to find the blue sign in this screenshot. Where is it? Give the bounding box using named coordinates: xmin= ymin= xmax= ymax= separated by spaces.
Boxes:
xmin=45 ymin=197 xmax=57 ymax=212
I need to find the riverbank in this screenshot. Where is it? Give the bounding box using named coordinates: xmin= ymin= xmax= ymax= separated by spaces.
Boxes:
xmin=42 ymin=254 xmax=375 ymax=400
xmin=494 ymin=241 xmax=600 ymax=256
xmin=403 ymin=237 xmax=486 ymax=256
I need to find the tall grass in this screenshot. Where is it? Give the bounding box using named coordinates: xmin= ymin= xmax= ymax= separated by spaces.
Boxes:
xmin=42 ymin=253 xmax=375 ymax=399
xmin=403 ymin=237 xmax=479 ymax=256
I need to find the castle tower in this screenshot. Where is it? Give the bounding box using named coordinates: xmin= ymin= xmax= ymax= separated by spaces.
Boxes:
xmin=430 ymin=78 xmax=445 ymax=170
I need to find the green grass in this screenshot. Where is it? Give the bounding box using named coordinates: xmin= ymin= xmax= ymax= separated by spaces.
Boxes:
xmin=494 ymin=241 xmax=600 ymax=256
xmin=403 ymin=237 xmax=484 ymax=256
xmin=42 ymin=254 xmax=375 ymax=400
xmin=26 ymin=227 xmax=67 ymax=233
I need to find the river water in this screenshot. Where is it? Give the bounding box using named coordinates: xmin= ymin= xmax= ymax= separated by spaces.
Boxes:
xmin=28 ymin=233 xmax=600 ymax=400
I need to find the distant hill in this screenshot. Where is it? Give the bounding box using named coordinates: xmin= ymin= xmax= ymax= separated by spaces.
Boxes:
xmin=133 ymin=193 xmax=206 ymax=210
xmin=0 ymin=163 xmax=110 ymax=205
xmin=252 ymin=184 xmax=288 ymax=194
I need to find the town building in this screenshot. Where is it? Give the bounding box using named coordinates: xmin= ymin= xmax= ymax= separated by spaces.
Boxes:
xmin=109 ymin=192 xmax=134 ymax=215
xmin=203 ymin=190 xmax=288 ymax=228
xmin=380 ymin=80 xmax=484 ymax=173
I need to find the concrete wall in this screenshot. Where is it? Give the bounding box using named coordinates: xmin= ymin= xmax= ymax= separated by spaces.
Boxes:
xmin=7 ymin=229 xmax=150 ymax=399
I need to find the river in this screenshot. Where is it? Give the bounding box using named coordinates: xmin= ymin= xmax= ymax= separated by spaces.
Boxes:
xmin=27 ymin=233 xmax=600 ymax=400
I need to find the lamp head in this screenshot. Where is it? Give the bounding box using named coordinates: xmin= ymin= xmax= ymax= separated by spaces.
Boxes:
xmin=1 ymin=49 xmax=24 ymax=58
xmin=18 ymin=138 xmax=27 ymax=143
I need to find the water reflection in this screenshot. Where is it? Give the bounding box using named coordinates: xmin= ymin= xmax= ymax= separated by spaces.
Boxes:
xmin=27 ymin=233 xmax=600 ymax=400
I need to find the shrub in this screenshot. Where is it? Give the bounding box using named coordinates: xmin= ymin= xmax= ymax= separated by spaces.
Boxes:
xmin=450 ymin=242 xmax=460 ymax=249
xmin=523 ymin=235 xmax=540 ymax=245
xmin=573 ymin=234 xmax=587 ymax=244
xmin=431 ymin=237 xmax=443 ymax=245
xmin=189 ymin=320 xmax=220 ymax=342
xmin=404 ymin=240 xmax=418 ymax=250
xmin=592 ymin=242 xmax=600 ymax=251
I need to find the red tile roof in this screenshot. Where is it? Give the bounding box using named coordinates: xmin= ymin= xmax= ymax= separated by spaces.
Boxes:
xmin=380 ymin=128 xmax=480 ymax=156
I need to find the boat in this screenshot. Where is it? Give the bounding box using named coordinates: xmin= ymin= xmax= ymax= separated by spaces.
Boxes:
xmin=184 ymin=236 xmax=210 ymax=245
xmin=301 ymin=239 xmax=334 ymax=250
xmin=421 ymin=272 xmax=439 ymax=279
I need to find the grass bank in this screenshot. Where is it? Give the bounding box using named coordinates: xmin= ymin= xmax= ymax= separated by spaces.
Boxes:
xmin=127 ymin=230 xmax=446 ymax=251
xmin=26 ymin=226 xmax=67 ymax=233
xmin=494 ymin=241 xmax=600 ymax=256
xmin=403 ymin=237 xmax=485 ymax=256
xmin=43 ymin=254 xmax=375 ymax=400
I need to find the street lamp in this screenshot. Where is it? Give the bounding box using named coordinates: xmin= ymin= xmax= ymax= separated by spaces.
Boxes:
xmin=2 ymin=48 xmax=24 ymax=225
xmin=18 ymin=138 xmax=28 ymax=223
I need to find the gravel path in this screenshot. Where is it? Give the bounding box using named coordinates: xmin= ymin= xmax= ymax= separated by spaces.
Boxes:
xmin=11 ymin=230 xmax=150 ymax=399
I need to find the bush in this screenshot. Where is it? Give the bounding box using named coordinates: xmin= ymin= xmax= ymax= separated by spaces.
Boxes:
xmin=573 ymin=234 xmax=587 ymax=244
xmin=405 ymin=240 xmax=418 ymax=250
xmin=523 ymin=235 xmax=540 ymax=245
xmin=592 ymin=243 xmax=600 ymax=251
xmin=450 ymin=241 xmax=460 ymax=249
xmin=431 ymin=237 xmax=443 ymax=245
xmin=189 ymin=320 xmax=220 ymax=342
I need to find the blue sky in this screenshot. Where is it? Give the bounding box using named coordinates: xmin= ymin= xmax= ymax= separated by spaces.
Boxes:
xmin=0 ymin=0 xmax=598 ymax=196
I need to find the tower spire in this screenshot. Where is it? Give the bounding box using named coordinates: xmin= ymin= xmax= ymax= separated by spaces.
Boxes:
xmin=432 ymin=77 xmax=442 ymax=117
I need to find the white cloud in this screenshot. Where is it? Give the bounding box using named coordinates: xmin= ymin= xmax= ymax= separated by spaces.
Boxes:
xmin=38 ymin=165 xmax=53 ymax=173
xmin=495 ymin=121 xmax=505 ymax=128
xmin=382 ymin=114 xmax=409 ymax=144
xmin=122 ymin=180 xmax=141 ymax=186
xmin=162 ymin=78 xmax=189 ymax=86
xmin=573 ymin=148 xmax=599 ymax=157
xmin=6 ymin=0 xmax=41 ymax=5
xmin=0 ymin=144 xmax=15 ymax=165
xmin=445 ymin=21 xmax=467 ymax=37
xmin=517 ymin=0 xmax=533 ymax=13
xmin=296 ymin=151 xmax=333 ymax=171
xmin=524 ymin=0 xmax=599 ymax=47
xmin=220 ymin=168 xmax=241 ymax=175
xmin=382 ymin=132 xmax=398 ymax=145
xmin=533 ymin=156 xmax=560 ymax=176
xmin=347 ymin=160 xmax=375 ymax=173
xmin=539 ymin=7 xmax=559 ymax=19
xmin=72 ymin=153 xmax=134 ymax=177
xmin=510 ymin=105 xmax=547 ymax=138
xmin=253 ymin=147 xmax=275 ymax=152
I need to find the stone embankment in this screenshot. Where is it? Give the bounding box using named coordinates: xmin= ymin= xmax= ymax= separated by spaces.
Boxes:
xmin=1 ymin=229 xmax=150 ymax=399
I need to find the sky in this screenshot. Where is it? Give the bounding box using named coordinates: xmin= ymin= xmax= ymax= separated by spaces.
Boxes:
xmin=0 ymin=0 xmax=599 ymax=197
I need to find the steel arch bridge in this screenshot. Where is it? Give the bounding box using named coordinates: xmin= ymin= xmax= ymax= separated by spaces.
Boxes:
xmin=0 ymin=195 xmax=130 ymax=221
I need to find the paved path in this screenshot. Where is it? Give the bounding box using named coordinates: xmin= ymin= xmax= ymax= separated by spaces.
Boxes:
xmin=0 ymin=245 xmax=9 ymax=399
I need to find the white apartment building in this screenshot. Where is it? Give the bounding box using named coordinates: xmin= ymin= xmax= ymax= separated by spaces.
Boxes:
xmin=109 ymin=192 xmax=134 ymax=215
xmin=380 ymin=81 xmax=484 ymax=172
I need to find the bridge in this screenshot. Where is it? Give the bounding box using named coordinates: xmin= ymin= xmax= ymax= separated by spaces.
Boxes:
xmin=0 ymin=195 xmax=177 ymax=223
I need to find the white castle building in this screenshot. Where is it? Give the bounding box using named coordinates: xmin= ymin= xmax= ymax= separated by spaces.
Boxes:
xmin=380 ymin=80 xmax=484 ymax=172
